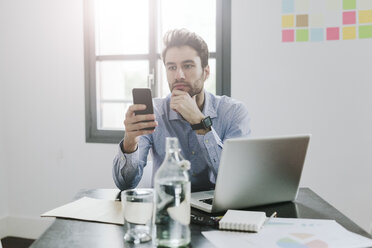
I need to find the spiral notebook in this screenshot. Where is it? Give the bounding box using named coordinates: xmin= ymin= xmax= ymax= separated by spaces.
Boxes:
xmin=219 ymin=210 xmax=266 ymax=232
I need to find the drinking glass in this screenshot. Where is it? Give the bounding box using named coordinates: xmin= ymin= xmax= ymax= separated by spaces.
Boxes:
xmin=121 ymin=188 xmax=154 ymax=244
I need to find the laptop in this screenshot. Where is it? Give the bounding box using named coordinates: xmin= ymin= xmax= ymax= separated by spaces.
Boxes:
xmin=190 ymin=134 xmax=311 ymax=213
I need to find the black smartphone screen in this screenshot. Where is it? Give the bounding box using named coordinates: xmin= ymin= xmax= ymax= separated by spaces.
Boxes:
xmin=132 ymin=88 xmax=155 ymax=130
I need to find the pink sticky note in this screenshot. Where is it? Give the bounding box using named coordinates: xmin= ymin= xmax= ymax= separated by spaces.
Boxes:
xmin=282 ymin=29 xmax=294 ymax=42
xmin=343 ymin=11 xmax=356 ymax=25
xmin=327 ymin=27 xmax=340 ymax=40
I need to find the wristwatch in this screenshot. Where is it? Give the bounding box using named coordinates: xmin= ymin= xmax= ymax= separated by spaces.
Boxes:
xmin=191 ymin=116 xmax=212 ymax=130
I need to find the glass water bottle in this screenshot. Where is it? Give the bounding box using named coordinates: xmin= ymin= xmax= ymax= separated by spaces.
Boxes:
xmin=154 ymin=137 xmax=191 ymax=247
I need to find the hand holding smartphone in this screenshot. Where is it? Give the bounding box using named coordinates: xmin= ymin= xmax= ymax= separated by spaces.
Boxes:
xmin=132 ymin=88 xmax=155 ymax=130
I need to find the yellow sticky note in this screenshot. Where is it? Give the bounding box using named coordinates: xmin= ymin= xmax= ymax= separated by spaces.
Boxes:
xmin=343 ymin=26 xmax=356 ymax=39
xmin=282 ymin=15 xmax=294 ymax=28
xmin=359 ymin=10 xmax=372 ymax=23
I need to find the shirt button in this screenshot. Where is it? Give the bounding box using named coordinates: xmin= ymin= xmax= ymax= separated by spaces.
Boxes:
xmin=205 ymin=140 xmax=209 ymax=143
xmin=121 ymin=157 xmax=124 ymax=160
xmin=192 ymin=151 xmax=195 ymax=155
xmin=192 ymin=172 xmax=196 ymax=177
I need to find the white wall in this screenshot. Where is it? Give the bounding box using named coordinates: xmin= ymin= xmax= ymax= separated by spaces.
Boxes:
xmin=0 ymin=0 xmax=117 ymax=238
xmin=0 ymin=126 xmax=7 ymax=238
xmin=232 ymin=0 xmax=372 ymax=231
xmin=0 ymin=0 xmax=9 ymax=236
xmin=0 ymin=81 xmax=9 ymax=238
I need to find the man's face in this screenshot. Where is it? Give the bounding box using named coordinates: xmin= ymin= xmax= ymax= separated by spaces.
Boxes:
xmin=164 ymin=45 xmax=209 ymax=97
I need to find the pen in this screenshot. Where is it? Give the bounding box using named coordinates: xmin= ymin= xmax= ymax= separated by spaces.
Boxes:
xmin=269 ymin=211 xmax=277 ymax=219
xmin=264 ymin=211 xmax=277 ymax=225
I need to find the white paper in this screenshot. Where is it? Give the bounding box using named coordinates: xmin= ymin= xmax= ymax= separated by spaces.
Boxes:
xmin=41 ymin=197 xmax=124 ymax=225
xmin=202 ymin=218 xmax=372 ymax=248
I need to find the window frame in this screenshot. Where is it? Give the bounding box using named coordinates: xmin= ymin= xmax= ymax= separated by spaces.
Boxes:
xmin=84 ymin=0 xmax=231 ymax=143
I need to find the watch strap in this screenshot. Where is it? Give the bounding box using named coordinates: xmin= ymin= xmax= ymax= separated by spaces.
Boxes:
xmin=191 ymin=122 xmax=205 ymax=130
xmin=191 ymin=116 xmax=212 ymax=130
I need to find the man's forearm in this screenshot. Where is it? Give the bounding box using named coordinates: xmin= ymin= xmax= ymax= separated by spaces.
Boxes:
xmin=123 ymin=138 xmax=138 ymax=153
xmin=113 ymin=140 xmax=142 ymax=190
xmin=196 ymin=128 xmax=224 ymax=182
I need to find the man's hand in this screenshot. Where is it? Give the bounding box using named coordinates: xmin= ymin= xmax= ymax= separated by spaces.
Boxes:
xmin=123 ymin=104 xmax=157 ymax=153
xmin=170 ymin=90 xmax=204 ymax=125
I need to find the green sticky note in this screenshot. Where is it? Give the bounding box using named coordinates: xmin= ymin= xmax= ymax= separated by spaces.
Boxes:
xmin=296 ymin=29 xmax=309 ymax=41
xmin=359 ymin=25 xmax=372 ymax=39
xmin=343 ymin=0 xmax=356 ymax=10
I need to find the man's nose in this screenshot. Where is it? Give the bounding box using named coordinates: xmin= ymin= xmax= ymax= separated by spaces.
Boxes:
xmin=175 ymin=68 xmax=185 ymax=80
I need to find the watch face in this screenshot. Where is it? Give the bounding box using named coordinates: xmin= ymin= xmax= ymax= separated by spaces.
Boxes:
xmin=202 ymin=116 xmax=212 ymax=128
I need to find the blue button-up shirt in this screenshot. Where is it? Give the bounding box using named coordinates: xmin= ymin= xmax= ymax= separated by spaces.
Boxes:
xmin=113 ymin=91 xmax=251 ymax=192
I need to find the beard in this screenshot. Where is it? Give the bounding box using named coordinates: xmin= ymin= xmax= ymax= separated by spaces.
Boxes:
xmin=170 ymin=74 xmax=205 ymax=97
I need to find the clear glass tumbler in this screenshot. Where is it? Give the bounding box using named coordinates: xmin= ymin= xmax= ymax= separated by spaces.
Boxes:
xmin=121 ymin=188 xmax=154 ymax=244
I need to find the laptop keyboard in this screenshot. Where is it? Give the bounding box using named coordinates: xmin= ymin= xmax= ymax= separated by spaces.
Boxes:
xmin=199 ymin=198 xmax=213 ymax=205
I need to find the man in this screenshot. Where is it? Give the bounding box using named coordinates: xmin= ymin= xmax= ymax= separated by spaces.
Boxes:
xmin=113 ymin=29 xmax=250 ymax=192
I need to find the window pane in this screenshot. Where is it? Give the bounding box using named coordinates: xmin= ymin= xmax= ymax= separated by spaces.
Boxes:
xmin=204 ymin=58 xmax=216 ymax=95
xmin=97 ymin=60 xmax=149 ymax=101
xmin=157 ymin=59 xmax=169 ymax=98
xmin=159 ymin=0 xmax=216 ymax=53
xmin=99 ymin=102 xmax=129 ymax=130
xmin=158 ymin=58 xmax=216 ymax=97
xmin=94 ymin=0 xmax=149 ymax=55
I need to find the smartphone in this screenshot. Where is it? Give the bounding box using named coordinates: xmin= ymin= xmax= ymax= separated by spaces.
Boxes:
xmin=132 ymin=88 xmax=155 ymax=130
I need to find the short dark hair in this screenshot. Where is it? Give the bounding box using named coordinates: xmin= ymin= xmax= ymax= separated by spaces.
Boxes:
xmin=162 ymin=29 xmax=209 ymax=69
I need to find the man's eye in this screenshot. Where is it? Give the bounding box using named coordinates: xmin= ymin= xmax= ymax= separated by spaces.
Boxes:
xmin=168 ymin=66 xmax=176 ymax=71
xmin=184 ymin=64 xmax=193 ymax=69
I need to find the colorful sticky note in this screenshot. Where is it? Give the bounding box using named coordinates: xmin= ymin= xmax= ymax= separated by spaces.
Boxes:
xmin=359 ymin=0 xmax=372 ymax=10
xmin=310 ymin=13 xmax=324 ymax=27
xmin=343 ymin=11 xmax=356 ymax=25
xmin=359 ymin=10 xmax=372 ymax=24
xmin=282 ymin=0 xmax=295 ymax=13
xmin=326 ymin=0 xmax=340 ymax=11
xmin=282 ymin=15 xmax=295 ymax=28
xmin=310 ymin=28 xmax=324 ymax=41
xmin=327 ymin=27 xmax=340 ymax=40
xmin=359 ymin=25 xmax=372 ymax=38
xmin=343 ymin=0 xmax=356 ymax=10
xmin=342 ymin=26 xmax=356 ymax=39
xmin=295 ymin=0 xmax=310 ymax=12
xmin=296 ymin=15 xmax=309 ymax=27
xmin=282 ymin=30 xmax=295 ymax=42
xmin=296 ymin=29 xmax=309 ymax=41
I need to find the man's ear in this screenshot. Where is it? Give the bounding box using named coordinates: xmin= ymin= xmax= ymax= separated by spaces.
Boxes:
xmin=203 ymin=65 xmax=210 ymax=81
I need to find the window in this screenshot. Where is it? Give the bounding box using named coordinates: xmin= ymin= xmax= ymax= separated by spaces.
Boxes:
xmin=84 ymin=0 xmax=231 ymax=143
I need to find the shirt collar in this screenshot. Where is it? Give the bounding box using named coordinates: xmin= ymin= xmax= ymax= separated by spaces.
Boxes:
xmin=167 ymin=90 xmax=217 ymax=121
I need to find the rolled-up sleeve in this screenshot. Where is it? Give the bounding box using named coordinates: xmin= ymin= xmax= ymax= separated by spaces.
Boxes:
xmin=196 ymin=102 xmax=251 ymax=184
xmin=112 ymin=136 xmax=152 ymax=190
